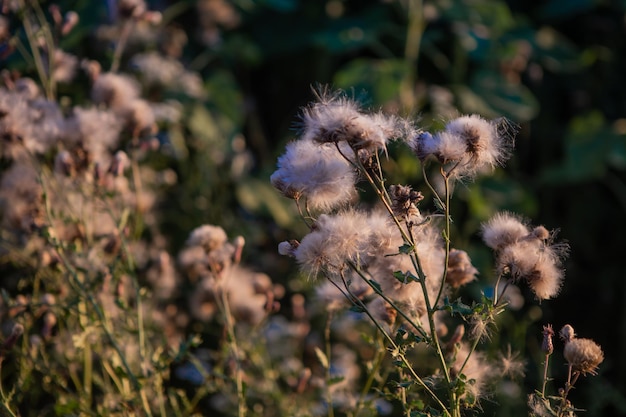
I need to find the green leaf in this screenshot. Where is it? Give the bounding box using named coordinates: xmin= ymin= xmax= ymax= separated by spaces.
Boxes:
xmin=393 ymin=270 xmax=420 ymax=284
xmin=441 ymin=297 xmax=474 ymax=316
xmin=398 ymin=244 xmax=414 ymax=254
xmin=368 ymin=279 xmax=382 ymax=293
xmin=328 ymin=376 xmax=346 ymax=386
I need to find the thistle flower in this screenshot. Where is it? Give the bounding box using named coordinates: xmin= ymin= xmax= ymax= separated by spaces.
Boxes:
xmin=300 ymin=89 xmax=413 ymax=153
xmin=481 ymin=212 xmax=529 ymax=250
xmin=389 ymin=184 xmax=423 ymax=222
xmin=482 ymin=212 xmax=568 ymax=300
xmin=294 ymin=210 xmax=371 ymax=278
xmin=445 ymin=248 xmax=478 ymax=288
xmin=271 ymin=140 xmax=357 ymax=211
xmin=496 ymin=240 xmax=565 ymax=300
xmin=560 ymin=325 xmax=604 ymax=375
xmin=412 ymin=115 xmax=514 ymax=178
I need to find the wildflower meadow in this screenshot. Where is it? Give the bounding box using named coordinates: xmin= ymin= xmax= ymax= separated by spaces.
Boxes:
xmin=1 ymin=1 xmax=625 ymax=416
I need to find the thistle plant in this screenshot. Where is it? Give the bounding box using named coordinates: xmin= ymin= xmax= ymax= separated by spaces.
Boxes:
xmin=528 ymin=324 xmax=604 ymax=417
xmin=271 ymin=88 xmax=603 ymax=417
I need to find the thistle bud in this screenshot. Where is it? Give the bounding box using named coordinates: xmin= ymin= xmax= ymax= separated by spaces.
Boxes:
xmin=529 ymin=225 xmax=550 ymax=241
xmin=541 ymin=324 xmax=554 ymax=355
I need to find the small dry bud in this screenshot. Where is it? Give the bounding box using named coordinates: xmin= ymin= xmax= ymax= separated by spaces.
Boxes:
xmin=541 ymin=324 xmax=554 ymax=355
xmin=278 ymin=240 xmax=299 ymax=257
xmin=559 ymin=324 xmax=575 ymax=343
xmin=389 ymin=184 xmax=423 ymax=221
xmin=530 ymin=225 xmax=550 ymax=240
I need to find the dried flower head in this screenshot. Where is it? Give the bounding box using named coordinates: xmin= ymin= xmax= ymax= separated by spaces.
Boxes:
xmin=413 ymin=115 xmax=515 ymax=178
xmin=563 ymin=335 xmax=604 ymax=375
xmin=496 ymin=240 xmax=565 ymax=300
xmin=300 ymin=89 xmax=413 ymax=153
xmin=445 ymin=249 xmax=478 ymax=288
xmin=271 ymin=140 xmax=357 ymax=211
xmin=389 ymin=184 xmax=423 ymax=222
xmin=481 ymin=212 xmax=529 ymax=250
xmin=559 ymin=324 xmax=575 ymax=343
xmin=483 ymin=213 xmax=569 ymax=300
xmin=294 ymin=210 xmax=371 ymax=278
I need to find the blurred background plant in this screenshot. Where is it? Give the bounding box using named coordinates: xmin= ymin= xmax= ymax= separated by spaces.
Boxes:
xmin=1 ymin=0 xmax=625 ymax=416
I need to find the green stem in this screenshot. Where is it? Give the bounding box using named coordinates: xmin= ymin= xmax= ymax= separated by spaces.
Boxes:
xmin=348 ymin=261 xmax=428 ymax=340
xmin=334 ymin=274 xmax=450 ymax=416
xmin=434 ymin=170 xmax=452 ymax=309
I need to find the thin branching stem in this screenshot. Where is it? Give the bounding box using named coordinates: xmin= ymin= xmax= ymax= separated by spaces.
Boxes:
xmin=347 ymin=261 xmax=428 ymax=340
xmin=334 ymin=273 xmax=451 ymax=416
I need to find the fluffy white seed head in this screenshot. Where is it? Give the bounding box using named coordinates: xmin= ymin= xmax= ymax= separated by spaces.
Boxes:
xmin=412 ymin=115 xmax=515 ymax=178
xmin=299 ymin=90 xmax=413 ymax=153
xmin=294 ymin=210 xmax=372 ymax=278
xmin=481 ymin=212 xmax=530 ymax=250
xmin=271 ymin=140 xmax=357 ymax=211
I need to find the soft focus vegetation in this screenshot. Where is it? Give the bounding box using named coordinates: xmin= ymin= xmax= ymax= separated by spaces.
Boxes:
xmin=1 ymin=0 xmax=625 ymax=416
